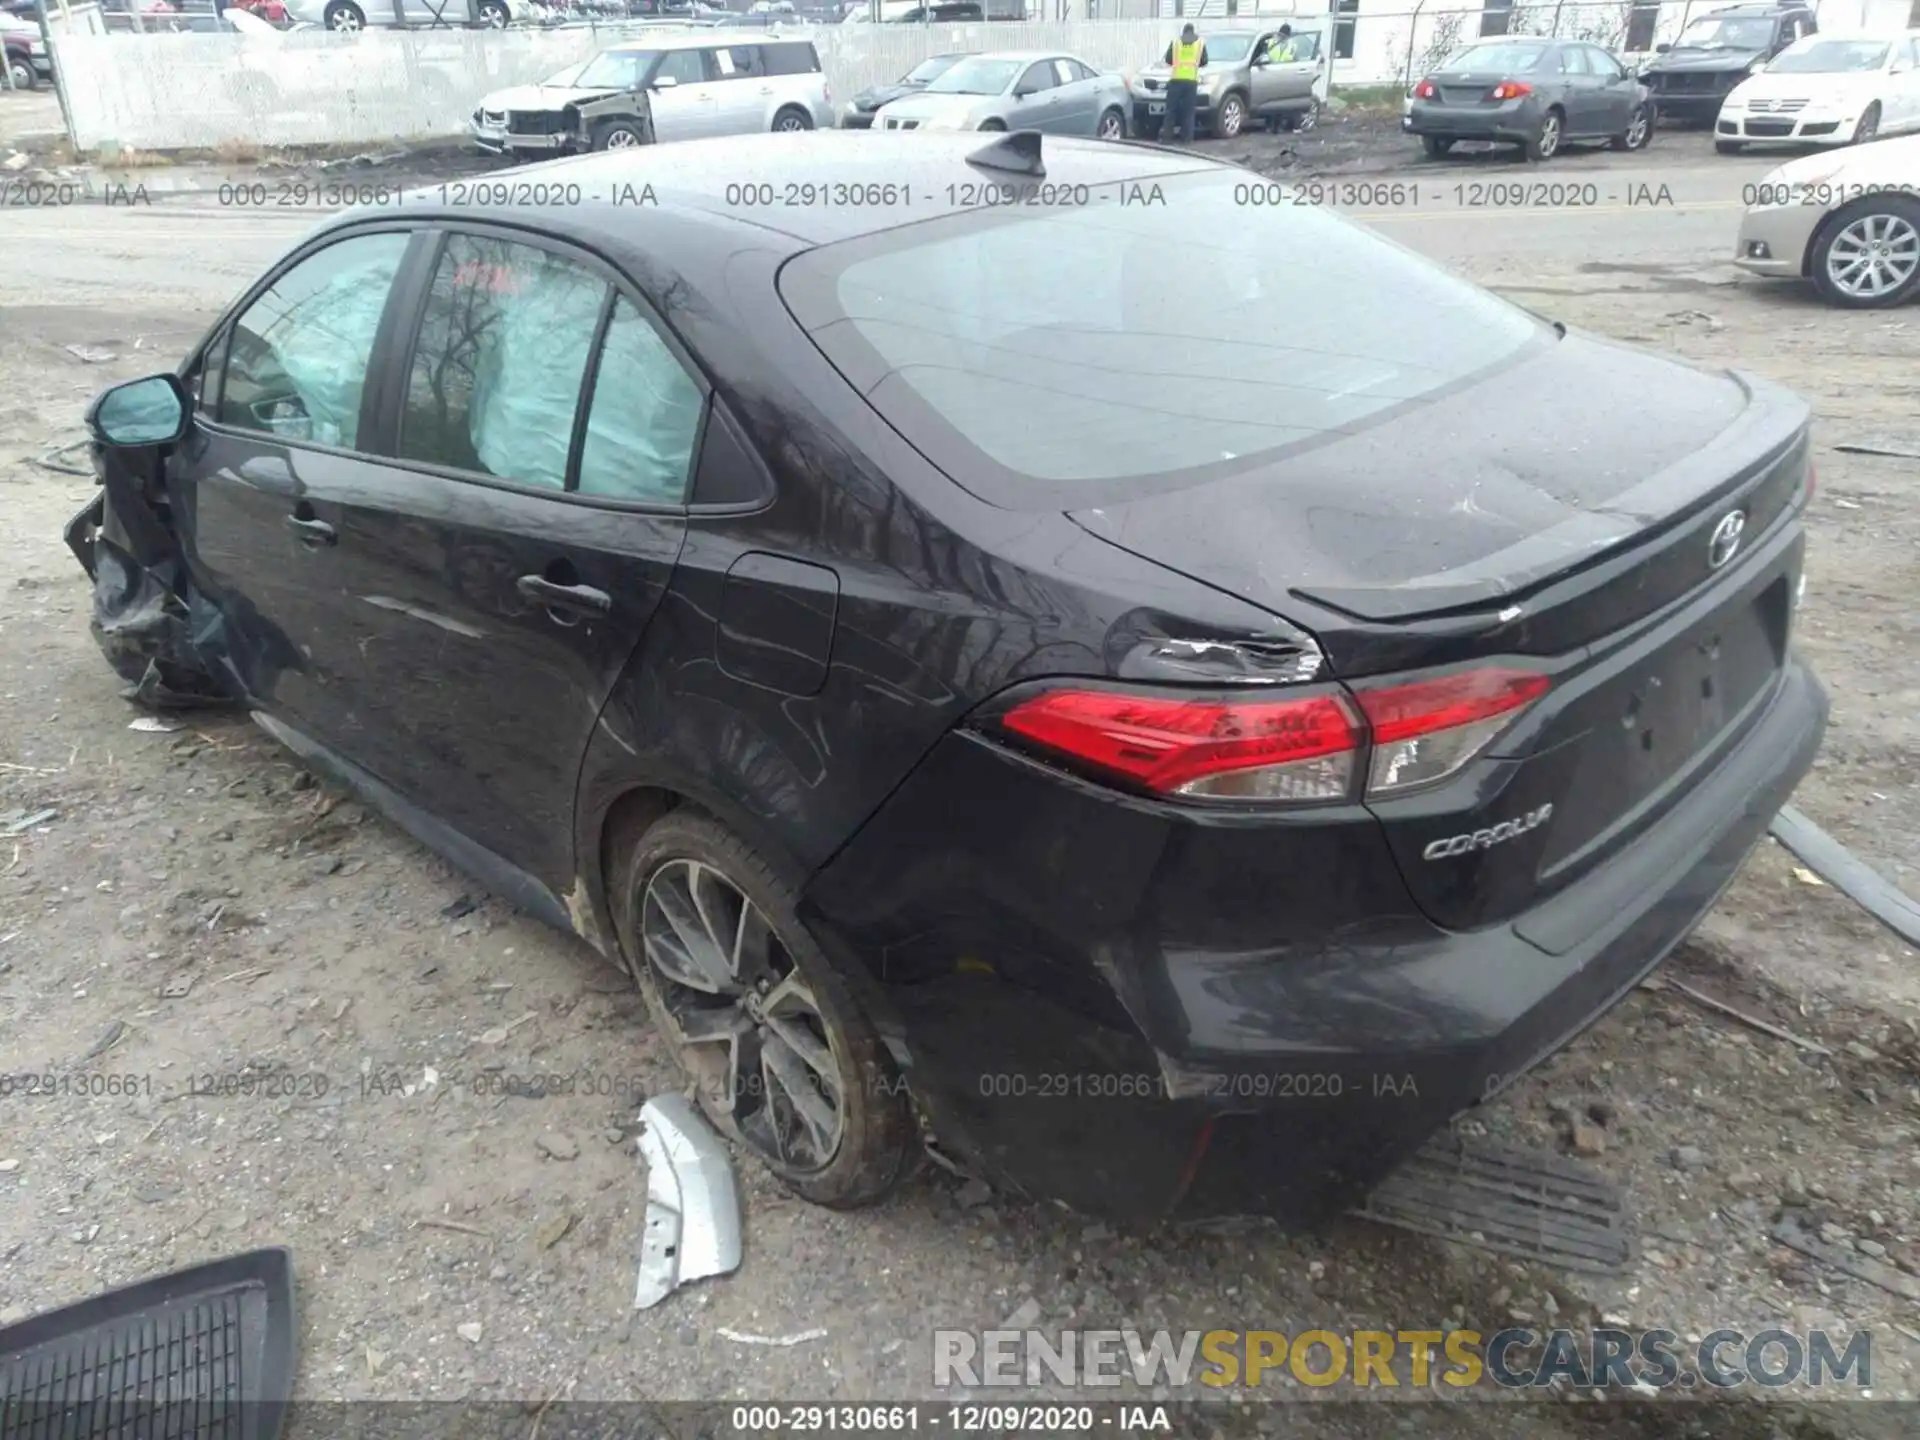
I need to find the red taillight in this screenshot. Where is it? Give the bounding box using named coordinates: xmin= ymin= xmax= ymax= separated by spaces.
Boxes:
xmin=1413 ymin=78 xmax=1436 ymax=99
xmin=998 ymin=689 xmax=1361 ymax=802
xmin=1351 ymin=667 xmax=1549 ymax=795
xmin=1489 ymin=80 xmax=1532 ymax=100
xmin=996 ymin=667 xmax=1550 ymax=805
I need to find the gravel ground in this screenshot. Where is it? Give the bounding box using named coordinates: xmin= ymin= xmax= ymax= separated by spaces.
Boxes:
xmin=1 ymin=124 xmax=1918 ymax=1440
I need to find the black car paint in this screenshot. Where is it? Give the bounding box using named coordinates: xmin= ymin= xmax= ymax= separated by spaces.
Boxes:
xmin=1640 ymin=4 xmax=1812 ymax=119
xmin=82 ymin=134 xmax=1826 ymax=1226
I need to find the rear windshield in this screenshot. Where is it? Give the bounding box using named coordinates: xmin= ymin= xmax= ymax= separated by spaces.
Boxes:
xmin=779 ymin=171 xmax=1542 ymax=508
xmin=1438 ymin=42 xmax=1550 ymax=72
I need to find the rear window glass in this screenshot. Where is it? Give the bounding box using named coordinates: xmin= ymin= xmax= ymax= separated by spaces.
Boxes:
xmin=780 ymin=173 xmax=1541 ymax=508
xmin=1438 ymin=42 xmax=1550 ymax=71
xmin=762 ymin=41 xmax=822 ymax=74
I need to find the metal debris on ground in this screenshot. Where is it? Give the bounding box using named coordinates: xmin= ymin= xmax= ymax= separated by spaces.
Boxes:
xmin=716 ymin=1327 xmax=828 ymax=1347
xmin=62 ymin=344 xmax=118 ymax=364
xmin=1833 ymin=437 xmax=1920 ymax=460
xmin=1769 ymin=804 xmax=1920 ymax=946
xmin=128 ymin=717 xmax=179 ymax=733
xmin=0 ymin=808 xmax=58 ymax=836
xmin=633 ymin=1093 xmax=743 ymax=1310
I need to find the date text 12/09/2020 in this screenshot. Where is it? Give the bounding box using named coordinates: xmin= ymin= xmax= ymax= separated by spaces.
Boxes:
xmin=975 ymin=1071 xmax=1423 ymax=1101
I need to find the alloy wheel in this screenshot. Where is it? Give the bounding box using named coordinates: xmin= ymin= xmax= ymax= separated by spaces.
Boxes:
xmin=1294 ymin=98 xmax=1319 ymax=133
xmin=605 ymin=126 xmax=642 ymax=148
xmin=1097 ymin=109 xmax=1124 ymax=140
xmin=328 ymin=6 xmax=362 ymax=29
xmin=1536 ymin=112 xmax=1561 ymax=158
xmin=1217 ymin=94 xmax=1244 ymax=138
xmin=775 ymin=114 xmax=807 ymax=132
xmin=640 ymin=858 xmax=846 ymax=1172
xmin=1624 ymin=108 xmax=1648 ymax=149
xmin=1825 ymin=212 xmax=1919 ymax=301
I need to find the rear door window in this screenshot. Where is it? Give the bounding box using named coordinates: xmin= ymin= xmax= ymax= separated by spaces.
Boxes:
xmin=577 ymin=299 xmax=705 ymax=504
xmin=1555 ymin=45 xmax=1589 ymax=74
xmin=761 ymin=41 xmax=821 ymax=75
xmin=215 ymin=230 xmax=410 ymax=449
xmin=707 ymin=44 xmax=763 ymax=80
xmin=398 ymin=233 xmax=607 ymax=491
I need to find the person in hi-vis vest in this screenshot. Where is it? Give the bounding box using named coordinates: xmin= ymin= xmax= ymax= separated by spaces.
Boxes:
xmin=1161 ymin=24 xmax=1208 ymax=144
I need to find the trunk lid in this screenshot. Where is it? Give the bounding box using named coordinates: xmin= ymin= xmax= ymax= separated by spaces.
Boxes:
xmin=1070 ymin=336 xmax=1812 ymax=928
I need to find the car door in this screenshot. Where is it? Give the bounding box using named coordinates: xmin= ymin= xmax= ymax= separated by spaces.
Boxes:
xmin=1550 ymin=43 xmax=1597 ymax=134
xmin=705 ymin=42 xmax=767 ymax=133
xmin=1049 ymin=56 xmax=1094 ymax=130
xmin=1009 ymin=58 xmax=1062 ymax=129
xmin=648 ymin=46 xmax=720 ymax=140
xmin=313 ymin=226 xmax=703 ymax=887
xmin=1270 ymin=31 xmax=1320 ymax=103
xmin=1248 ymin=31 xmax=1287 ymax=115
xmin=1893 ymin=37 xmax=1920 ymax=132
xmin=1583 ymin=44 xmax=1637 ymax=133
xmin=181 ymin=226 xmax=419 ymax=753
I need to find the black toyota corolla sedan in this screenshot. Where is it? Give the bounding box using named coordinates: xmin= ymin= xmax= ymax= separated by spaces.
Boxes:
xmin=70 ymin=130 xmax=1826 ymax=1228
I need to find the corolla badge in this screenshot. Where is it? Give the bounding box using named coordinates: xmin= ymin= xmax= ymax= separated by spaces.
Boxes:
xmin=1707 ymin=509 xmax=1747 ymax=570
xmin=1422 ymin=803 xmax=1554 ymax=861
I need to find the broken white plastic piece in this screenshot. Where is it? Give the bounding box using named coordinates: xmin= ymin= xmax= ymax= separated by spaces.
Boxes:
xmin=634 ymin=1093 xmax=743 ymax=1310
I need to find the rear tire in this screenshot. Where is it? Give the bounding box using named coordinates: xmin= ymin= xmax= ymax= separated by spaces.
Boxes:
xmin=1525 ymin=106 xmax=1563 ymax=162
xmin=1808 ymin=195 xmax=1920 ymax=309
xmin=977 ymin=117 xmax=1007 ymax=131
xmin=613 ymin=811 xmax=917 ymax=1209
xmin=476 ymin=0 xmax=509 ymax=25
xmin=772 ymin=105 xmax=812 ymax=132
xmin=1096 ymin=106 xmax=1125 ymax=140
xmin=1714 ymin=138 xmax=1744 ymax=154
xmin=322 ymin=0 xmax=364 ymax=30
xmin=592 ymin=117 xmax=649 ymax=149
xmin=1610 ymin=104 xmax=1651 ymax=152
xmin=1421 ymin=134 xmax=1453 ymax=158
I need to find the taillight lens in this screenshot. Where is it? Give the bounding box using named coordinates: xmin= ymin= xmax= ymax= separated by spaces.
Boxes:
xmin=1489 ymin=80 xmax=1532 ymax=100
xmin=1351 ymin=667 xmax=1550 ymax=795
xmin=1413 ymin=78 xmax=1436 ymax=98
xmin=998 ymin=689 xmax=1361 ymax=802
xmin=994 ymin=666 xmax=1550 ymax=806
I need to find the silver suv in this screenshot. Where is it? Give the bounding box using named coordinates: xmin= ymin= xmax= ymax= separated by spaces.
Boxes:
xmin=472 ymin=34 xmax=832 ymax=155
xmin=1130 ymin=26 xmax=1322 ymax=139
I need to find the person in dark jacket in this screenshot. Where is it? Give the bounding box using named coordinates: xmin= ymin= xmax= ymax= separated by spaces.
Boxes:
xmin=1162 ymin=23 xmax=1207 ymax=143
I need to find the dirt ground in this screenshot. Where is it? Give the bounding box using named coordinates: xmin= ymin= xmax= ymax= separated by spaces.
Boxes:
xmin=2 ymin=111 xmax=1919 ymax=1440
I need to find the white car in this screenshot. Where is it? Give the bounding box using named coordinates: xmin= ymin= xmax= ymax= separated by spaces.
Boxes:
xmin=1716 ymin=29 xmax=1920 ymax=152
xmin=284 ymin=0 xmax=532 ymax=31
xmin=1734 ymin=131 xmax=1920 ymax=307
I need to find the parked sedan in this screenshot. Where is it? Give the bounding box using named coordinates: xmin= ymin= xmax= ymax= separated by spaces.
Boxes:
xmin=839 ymin=51 xmax=964 ymax=129
xmin=1735 ymin=131 xmax=1920 ymax=306
xmin=71 ymin=131 xmax=1825 ymax=1226
xmin=872 ymin=50 xmax=1128 ymax=136
xmin=1716 ymin=31 xmax=1920 ymax=153
xmin=1405 ymin=36 xmax=1652 ymax=161
xmin=283 ymin=0 xmax=528 ymax=29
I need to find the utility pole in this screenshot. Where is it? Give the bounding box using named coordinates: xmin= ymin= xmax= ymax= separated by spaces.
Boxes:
xmin=34 ymin=0 xmax=76 ymax=149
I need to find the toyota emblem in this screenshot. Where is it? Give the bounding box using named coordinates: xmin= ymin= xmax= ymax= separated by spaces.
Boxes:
xmin=1707 ymin=510 xmax=1747 ymax=570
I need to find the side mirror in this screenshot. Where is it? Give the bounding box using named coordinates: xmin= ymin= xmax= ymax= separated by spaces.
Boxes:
xmin=87 ymin=374 xmax=188 ymax=448
xmin=1013 ymin=84 xmax=1034 ymax=97
xmin=1655 ymin=42 xmax=1670 ymax=53
xmin=652 ymin=74 xmax=677 ymax=88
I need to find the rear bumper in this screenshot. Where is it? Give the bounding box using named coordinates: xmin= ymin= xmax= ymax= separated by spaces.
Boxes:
xmin=1403 ymin=97 xmax=1538 ymax=142
xmin=804 ymin=657 xmax=1826 ymax=1226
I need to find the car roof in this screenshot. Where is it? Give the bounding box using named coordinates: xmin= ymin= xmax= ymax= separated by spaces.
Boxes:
xmin=376 ymin=131 xmax=1215 ymax=251
xmin=946 ymin=48 xmax=1073 ymax=62
xmin=609 ymin=29 xmax=813 ymax=50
